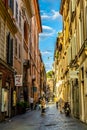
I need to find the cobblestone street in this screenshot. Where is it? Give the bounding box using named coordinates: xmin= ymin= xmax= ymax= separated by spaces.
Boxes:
xmin=0 ymin=104 xmax=87 ymax=130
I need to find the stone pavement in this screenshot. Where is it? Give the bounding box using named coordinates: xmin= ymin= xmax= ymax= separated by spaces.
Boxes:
xmin=0 ymin=103 xmax=87 ymax=130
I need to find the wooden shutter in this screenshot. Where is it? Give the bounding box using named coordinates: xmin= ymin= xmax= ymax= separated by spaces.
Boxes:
xmin=10 ymin=38 xmax=13 ymax=66
xmin=6 ymin=33 xmax=10 ymax=64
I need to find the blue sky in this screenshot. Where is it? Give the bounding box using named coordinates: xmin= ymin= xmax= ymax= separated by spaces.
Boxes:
xmin=38 ymin=0 xmax=63 ymax=72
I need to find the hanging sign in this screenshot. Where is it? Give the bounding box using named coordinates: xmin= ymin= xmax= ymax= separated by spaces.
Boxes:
xmin=15 ymin=75 xmax=22 ymax=86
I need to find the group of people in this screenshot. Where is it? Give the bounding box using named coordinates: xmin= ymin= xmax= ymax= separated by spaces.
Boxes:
xmin=56 ymin=99 xmax=71 ymax=116
xmin=29 ymin=96 xmax=46 ymax=114
xmin=38 ymin=97 xmax=46 ymax=114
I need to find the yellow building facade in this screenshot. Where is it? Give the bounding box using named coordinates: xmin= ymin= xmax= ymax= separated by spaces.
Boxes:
xmin=59 ymin=0 xmax=87 ymax=123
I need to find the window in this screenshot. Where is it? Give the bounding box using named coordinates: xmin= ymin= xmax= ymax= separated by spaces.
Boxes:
xmin=0 ymin=19 xmax=1 ymax=36
xmin=15 ymin=1 xmax=18 ymax=21
xmin=8 ymin=0 xmax=14 ymax=12
xmin=72 ymin=0 xmax=76 ymax=12
xmin=85 ymin=7 xmax=87 ymax=39
xmin=24 ymin=21 xmax=28 ymax=44
xmin=79 ymin=10 xmax=84 ymax=48
xmin=6 ymin=33 xmax=13 ymax=66
xmin=18 ymin=44 xmax=21 ymax=59
xmin=19 ymin=11 xmax=21 ymax=28
xmin=2 ymin=0 xmax=8 ymax=8
xmin=15 ymin=38 xmax=17 ymax=56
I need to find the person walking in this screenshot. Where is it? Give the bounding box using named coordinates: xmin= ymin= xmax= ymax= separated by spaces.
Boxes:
xmin=41 ymin=97 xmax=46 ymax=114
xmin=29 ymin=96 xmax=34 ymax=110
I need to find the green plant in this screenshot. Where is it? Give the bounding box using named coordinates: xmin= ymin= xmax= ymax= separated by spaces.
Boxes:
xmin=17 ymin=101 xmax=28 ymax=114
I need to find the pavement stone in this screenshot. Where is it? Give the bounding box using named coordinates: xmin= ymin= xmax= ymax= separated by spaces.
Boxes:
xmin=0 ymin=103 xmax=87 ymax=130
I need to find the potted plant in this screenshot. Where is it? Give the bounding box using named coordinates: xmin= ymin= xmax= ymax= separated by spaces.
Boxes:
xmin=17 ymin=101 xmax=27 ymax=114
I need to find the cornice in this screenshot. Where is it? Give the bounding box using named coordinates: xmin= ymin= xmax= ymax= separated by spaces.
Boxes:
xmin=0 ymin=58 xmax=14 ymax=73
xmin=33 ymin=0 xmax=42 ymax=33
xmin=0 ymin=1 xmax=17 ymax=35
xmin=22 ymin=0 xmax=34 ymax=18
xmin=60 ymin=0 xmax=65 ymax=15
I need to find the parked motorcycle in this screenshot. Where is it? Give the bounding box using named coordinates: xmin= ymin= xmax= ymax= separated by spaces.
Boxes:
xmin=64 ymin=102 xmax=71 ymax=116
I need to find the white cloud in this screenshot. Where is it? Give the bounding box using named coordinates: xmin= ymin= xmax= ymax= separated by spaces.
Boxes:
xmin=51 ymin=10 xmax=60 ymax=20
xmin=39 ymin=25 xmax=56 ymax=38
xmin=45 ymin=63 xmax=52 ymax=71
xmin=41 ymin=51 xmax=51 ymax=55
xmin=42 ymin=25 xmax=53 ymax=31
xmin=41 ymin=10 xmax=61 ymax=20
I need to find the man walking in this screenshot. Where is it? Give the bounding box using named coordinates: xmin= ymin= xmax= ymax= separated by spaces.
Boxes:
xmin=30 ymin=96 xmax=34 ymax=110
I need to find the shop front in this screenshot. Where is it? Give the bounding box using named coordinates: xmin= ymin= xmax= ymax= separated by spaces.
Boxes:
xmin=0 ymin=62 xmax=14 ymax=121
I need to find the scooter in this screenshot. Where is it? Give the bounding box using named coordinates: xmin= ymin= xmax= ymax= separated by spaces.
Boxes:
xmin=65 ymin=106 xmax=70 ymax=116
xmin=64 ymin=102 xmax=71 ymax=116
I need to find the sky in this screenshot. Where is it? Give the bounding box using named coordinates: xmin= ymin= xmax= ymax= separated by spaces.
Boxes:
xmin=38 ymin=0 xmax=63 ymax=72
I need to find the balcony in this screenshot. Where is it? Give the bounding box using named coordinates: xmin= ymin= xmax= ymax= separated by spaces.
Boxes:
xmin=78 ymin=40 xmax=87 ymax=57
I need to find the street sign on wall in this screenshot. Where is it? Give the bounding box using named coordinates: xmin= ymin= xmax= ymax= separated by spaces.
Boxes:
xmin=15 ymin=75 xmax=22 ymax=86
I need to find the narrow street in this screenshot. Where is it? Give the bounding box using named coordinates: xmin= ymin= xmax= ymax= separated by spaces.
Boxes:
xmin=0 ymin=103 xmax=87 ymax=130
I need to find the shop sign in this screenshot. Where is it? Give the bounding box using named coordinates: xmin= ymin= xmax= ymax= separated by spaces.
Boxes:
xmin=15 ymin=75 xmax=22 ymax=86
xmin=69 ymin=70 xmax=79 ymax=78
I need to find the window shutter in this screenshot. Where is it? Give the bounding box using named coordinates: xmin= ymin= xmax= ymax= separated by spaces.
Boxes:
xmin=10 ymin=38 xmax=13 ymax=66
xmin=72 ymin=0 xmax=76 ymax=12
xmin=6 ymin=33 xmax=13 ymax=66
xmin=16 ymin=1 xmax=18 ymax=21
xmin=6 ymin=33 xmax=10 ymax=64
xmin=85 ymin=7 xmax=87 ymax=39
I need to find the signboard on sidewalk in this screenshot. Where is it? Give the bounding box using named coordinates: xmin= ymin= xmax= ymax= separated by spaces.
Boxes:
xmin=15 ymin=75 xmax=22 ymax=86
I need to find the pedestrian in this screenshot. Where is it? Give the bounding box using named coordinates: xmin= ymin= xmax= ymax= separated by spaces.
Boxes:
xmin=41 ymin=97 xmax=46 ymax=114
xmin=29 ymin=96 xmax=34 ymax=110
xmin=56 ymin=97 xmax=59 ymax=109
xmin=56 ymin=101 xmax=58 ymax=109
xmin=38 ymin=97 xmax=41 ymax=110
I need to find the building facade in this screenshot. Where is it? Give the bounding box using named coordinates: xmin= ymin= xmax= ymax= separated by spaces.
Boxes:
xmin=0 ymin=0 xmax=17 ymax=121
xmin=54 ymin=0 xmax=87 ymax=123
xmin=0 ymin=0 xmax=45 ymax=121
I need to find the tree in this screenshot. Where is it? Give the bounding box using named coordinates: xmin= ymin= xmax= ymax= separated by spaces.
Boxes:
xmin=46 ymin=70 xmax=53 ymax=78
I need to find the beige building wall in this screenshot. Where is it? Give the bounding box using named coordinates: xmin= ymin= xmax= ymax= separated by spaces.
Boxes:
xmin=59 ymin=0 xmax=87 ymax=123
